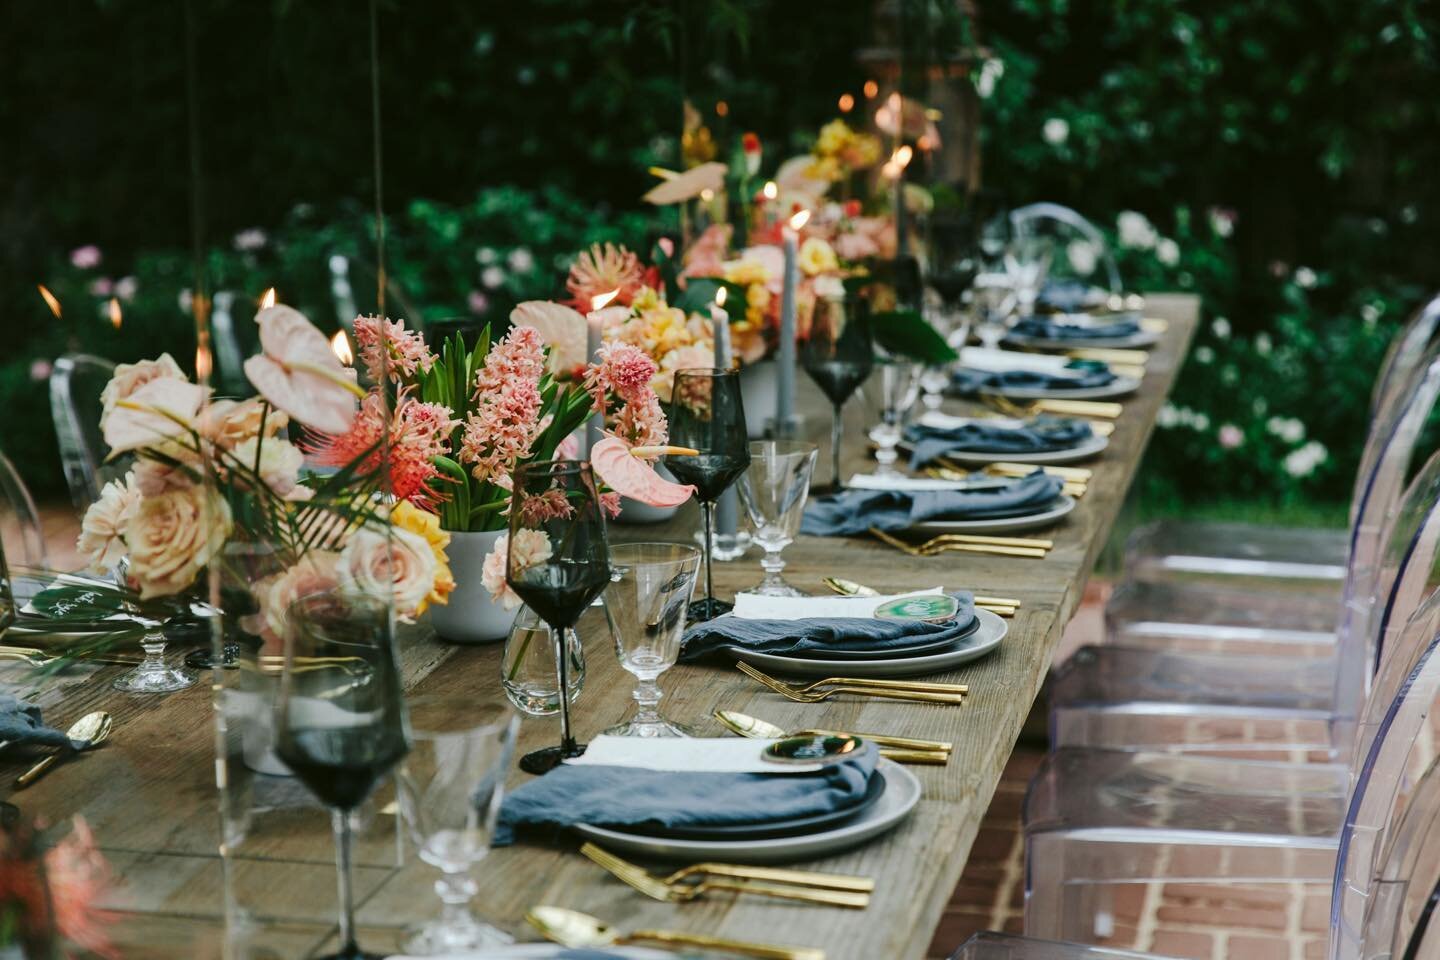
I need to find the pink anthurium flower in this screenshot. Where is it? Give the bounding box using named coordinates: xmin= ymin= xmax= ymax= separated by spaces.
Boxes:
xmin=589 ymin=436 xmax=697 ymax=508
xmin=103 ymin=378 xmax=209 ymax=454
xmin=511 ymin=301 xmax=588 ymax=374
xmin=244 ymin=305 xmax=363 ymax=435
xmin=642 ymin=162 xmax=728 ymax=206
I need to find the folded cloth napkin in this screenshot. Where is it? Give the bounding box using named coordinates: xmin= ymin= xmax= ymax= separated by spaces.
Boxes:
xmin=0 ymin=693 xmax=76 ymax=749
xmin=951 ymin=362 xmax=1116 ymax=394
xmin=800 ymin=470 xmax=1064 ymax=536
xmin=1012 ymin=313 xmax=1141 ymax=341
xmin=905 ymin=417 xmax=1094 ymax=467
xmin=1038 ymin=278 xmax=1105 ymax=313
xmin=495 ymin=741 xmax=879 ymax=845
xmin=679 ymin=591 xmax=976 ymax=662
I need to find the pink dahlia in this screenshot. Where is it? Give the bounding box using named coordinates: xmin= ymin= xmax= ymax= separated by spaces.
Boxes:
xmin=566 ymin=242 xmax=645 ymax=309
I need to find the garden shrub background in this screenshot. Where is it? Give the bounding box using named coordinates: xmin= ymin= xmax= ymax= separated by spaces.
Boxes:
xmin=4 ymin=0 xmax=1438 ymax=514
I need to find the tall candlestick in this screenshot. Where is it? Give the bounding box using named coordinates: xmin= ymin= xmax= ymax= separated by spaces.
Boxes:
xmin=775 ymin=210 xmax=808 ymax=438
xmin=710 ymin=290 xmax=739 ymax=546
xmin=584 ymin=288 xmax=620 ymax=457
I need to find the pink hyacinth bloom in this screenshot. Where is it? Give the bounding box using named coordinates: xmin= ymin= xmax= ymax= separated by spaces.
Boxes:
xmin=306 ymin=390 xmax=458 ymax=507
xmin=353 ymin=315 xmax=436 ymax=384
xmin=584 ymin=341 xmax=658 ymax=415
xmin=458 ymin=326 xmax=547 ymax=488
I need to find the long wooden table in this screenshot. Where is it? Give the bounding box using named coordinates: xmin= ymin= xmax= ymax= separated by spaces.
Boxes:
xmin=1 ymin=296 xmax=1196 ymax=959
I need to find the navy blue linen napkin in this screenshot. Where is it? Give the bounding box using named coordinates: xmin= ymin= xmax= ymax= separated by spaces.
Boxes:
xmin=800 ymin=471 xmax=1064 ymax=536
xmin=951 ymin=361 xmax=1116 ymax=395
xmin=678 ymin=592 xmax=976 ymax=662
xmin=0 ymin=693 xmax=76 ymax=750
xmin=905 ymin=418 xmax=1093 ymax=468
xmin=1012 ymin=314 xmax=1140 ymax=341
xmin=495 ymin=742 xmax=879 ymax=845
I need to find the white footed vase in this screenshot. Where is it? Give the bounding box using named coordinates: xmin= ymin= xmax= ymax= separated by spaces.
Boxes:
xmin=428 ymin=528 xmax=516 ymax=644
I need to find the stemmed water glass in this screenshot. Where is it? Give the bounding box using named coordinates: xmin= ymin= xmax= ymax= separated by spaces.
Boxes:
xmin=601 ymin=542 xmax=701 ymax=737
xmin=801 ymin=293 xmax=873 ymax=493
xmin=396 ymin=698 xmax=520 ymax=954
xmin=868 ymin=361 xmax=923 ymax=478
xmin=737 ymin=440 xmax=818 ymax=597
xmin=1004 ymin=228 xmax=1054 ymax=318
xmin=275 ymin=591 xmax=410 ymax=960
xmin=921 ymin=219 xmax=978 ymax=409
xmin=972 ymin=270 xmax=1016 ymax=351
xmin=664 ymin=369 xmax=751 ymax=623
xmin=110 ymin=557 xmax=196 ymax=694
xmin=506 ymin=459 xmax=611 ymax=774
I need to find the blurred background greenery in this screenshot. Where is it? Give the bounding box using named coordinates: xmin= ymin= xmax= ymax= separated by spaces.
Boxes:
xmin=3 ymin=0 xmax=1437 ymax=519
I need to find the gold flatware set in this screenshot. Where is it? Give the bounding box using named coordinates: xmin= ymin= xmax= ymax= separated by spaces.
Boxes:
xmin=580 ymin=842 xmax=872 ymax=907
xmin=15 ymin=710 xmax=113 ymax=789
xmin=927 ymin=459 xmax=1094 ymax=499
xmin=737 ymin=661 xmax=967 ymax=705
xmin=982 ymin=392 xmax=1125 ymax=420
xmin=715 ymin=709 xmax=951 ymax=764
xmin=868 ymin=526 xmax=1051 ymax=562
xmin=823 ymin=576 xmax=1020 ymax=618
xmin=529 ymin=905 xmax=825 ymax=960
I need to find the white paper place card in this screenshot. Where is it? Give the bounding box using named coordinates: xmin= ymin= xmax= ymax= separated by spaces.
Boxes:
xmin=732 ymin=588 xmax=943 ymax=622
xmin=918 ymin=410 xmax=1027 ymax=431
xmin=564 ymin=734 xmax=821 ymax=773
xmin=961 ymin=346 xmax=1075 ymax=374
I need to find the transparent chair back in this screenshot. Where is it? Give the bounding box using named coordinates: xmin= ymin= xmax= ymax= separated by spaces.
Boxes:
xmin=49 ymin=353 xmax=123 ymax=512
xmin=0 ymin=445 xmax=46 ymax=569
xmin=210 ymin=290 xmax=252 ymax=398
xmin=1008 ymin=203 xmax=1123 ymax=296
xmin=1333 ymin=591 xmax=1440 ymax=960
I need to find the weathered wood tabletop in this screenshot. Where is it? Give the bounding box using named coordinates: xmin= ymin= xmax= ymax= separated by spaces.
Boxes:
xmin=1 ymin=296 xmax=1197 ymax=960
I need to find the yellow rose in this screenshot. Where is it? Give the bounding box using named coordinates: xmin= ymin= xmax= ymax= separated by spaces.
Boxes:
xmin=391 ymin=501 xmax=455 ymax=613
xmin=798 ymin=237 xmax=839 ymax=277
xmin=815 ymin=120 xmax=853 ymax=157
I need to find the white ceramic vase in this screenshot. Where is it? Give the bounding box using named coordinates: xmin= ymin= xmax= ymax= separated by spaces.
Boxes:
xmin=739 ymin=360 xmax=778 ymax=439
xmin=427 ymin=529 xmax=517 ymax=645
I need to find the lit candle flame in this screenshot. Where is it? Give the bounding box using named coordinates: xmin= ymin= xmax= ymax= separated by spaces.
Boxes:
xmin=108 ymin=297 xmax=122 ymax=330
xmin=714 ymin=287 xmax=728 ymax=307
xmin=863 ymin=79 xmax=879 ymax=98
xmin=260 ymin=287 xmax=277 ymax=310
xmin=330 ymin=330 xmax=353 ymax=365
xmin=195 ymin=346 xmax=213 ymax=381
xmin=882 ymin=145 xmax=915 ymax=179
xmin=37 ymin=284 xmax=61 ymax=318
xmin=591 ymin=288 xmax=621 ymax=312
xmin=762 ymin=181 xmax=778 ymax=201
xmin=788 ymin=209 xmax=812 ymax=231
xmin=700 ymin=188 xmax=715 ymax=202
xmin=838 ymin=93 xmax=855 ymax=113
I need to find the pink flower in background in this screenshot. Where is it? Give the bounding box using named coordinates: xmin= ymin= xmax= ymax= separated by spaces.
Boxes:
xmin=353 ymin=315 xmax=436 ymax=383
xmin=89 ymin=276 xmax=114 ymax=297
xmin=556 ymin=432 xmax=580 ymax=460
xmin=566 ymin=242 xmax=645 ymax=309
xmin=307 ymin=391 xmax=457 ymax=506
xmin=588 ymin=436 xmax=694 ymax=509
xmin=29 ymin=358 xmax=52 ymax=381
xmin=584 ymin=341 xmax=658 ymax=414
xmin=70 ymin=245 xmax=102 ymax=269
xmin=517 ymin=487 xmax=574 ymax=525
xmin=481 ymin=529 xmax=552 ymax=609
xmin=612 ymin=392 xmax=668 ymax=448
xmin=468 ymin=289 xmax=490 ymax=315
xmin=681 ymin=224 xmax=732 ymax=279
xmin=600 ymin=491 xmax=622 ymax=517
xmin=1218 ymin=423 xmax=1244 ymax=449
xmin=114 ymin=275 xmax=138 ymax=301
xmin=45 ymin=818 xmax=120 ymax=959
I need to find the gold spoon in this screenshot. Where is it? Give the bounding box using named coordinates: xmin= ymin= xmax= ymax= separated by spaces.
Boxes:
xmin=715 ymin=709 xmax=952 ymax=756
xmin=16 ymin=711 xmax=113 ymax=789
xmin=527 ymin=906 xmax=824 ymax=960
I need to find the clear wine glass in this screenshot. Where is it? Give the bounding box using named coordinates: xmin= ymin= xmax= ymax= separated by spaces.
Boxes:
xmin=972 ymin=270 xmax=1016 ymax=351
xmin=601 ymin=542 xmax=701 ymax=737
xmin=506 ymin=459 xmax=611 ymax=774
xmin=737 ymin=440 xmax=818 ymax=596
xmin=801 ymin=294 xmax=873 ymax=493
xmin=921 ymin=218 xmax=978 ymax=410
xmin=664 ymin=369 xmax=751 ymax=623
xmin=1004 ymin=227 xmax=1054 ymax=318
xmin=275 ymin=591 xmax=410 ymax=960
xmin=396 ymin=697 xmax=520 ymax=955
xmin=868 ymin=361 xmax=922 ymax=478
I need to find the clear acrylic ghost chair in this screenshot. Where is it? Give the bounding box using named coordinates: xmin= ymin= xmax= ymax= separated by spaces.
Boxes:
xmin=948 ymin=932 xmax=1157 ymax=960
xmin=1121 ymin=295 xmax=1440 ymax=594
xmin=0 ymin=446 xmax=47 ymax=570
xmin=1008 ymin=203 xmax=1124 ymax=299
xmin=1050 ymin=430 xmax=1440 ymax=757
xmin=1022 ymin=574 xmax=1440 ymax=952
xmin=1101 ymin=331 xmax=1440 ymax=659
xmin=49 ymin=353 xmax=124 ymax=513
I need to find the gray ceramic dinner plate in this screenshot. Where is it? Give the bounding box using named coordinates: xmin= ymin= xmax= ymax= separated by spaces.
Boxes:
xmin=985 ymin=375 xmax=1141 ymax=401
xmin=724 ymin=607 xmax=1006 ymax=679
xmin=934 ymin=432 xmax=1109 ymax=466
xmin=914 ymin=495 xmax=1075 ymax=534
xmin=571 ymin=759 xmax=922 ymax=864
xmin=1004 ymin=328 xmax=1161 ymax=351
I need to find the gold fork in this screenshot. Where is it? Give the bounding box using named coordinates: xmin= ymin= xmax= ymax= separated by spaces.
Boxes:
xmin=985 ymin=461 xmax=1093 ymax=481
xmin=737 ymin=662 xmax=967 ymax=704
xmin=869 ymin=527 xmax=1048 ymax=559
xmin=580 ymin=843 xmax=871 ymax=908
xmin=982 ymin=393 xmax=1124 ymax=420
xmin=926 ymin=465 xmax=1088 ymax=499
